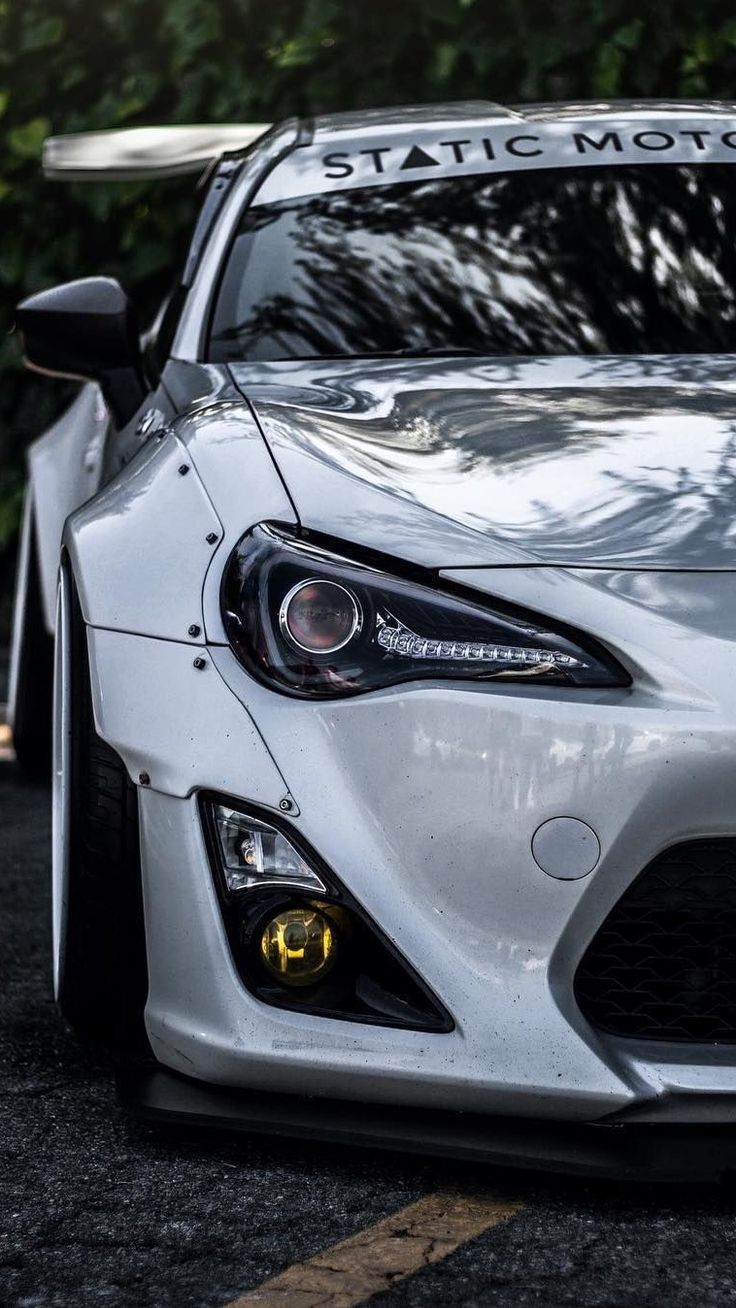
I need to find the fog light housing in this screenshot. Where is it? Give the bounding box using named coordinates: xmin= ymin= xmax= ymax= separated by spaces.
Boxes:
xmin=260 ymin=906 xmax=338 ymax=987
xmin=201 ymin=793 xmax=453 ymax=1030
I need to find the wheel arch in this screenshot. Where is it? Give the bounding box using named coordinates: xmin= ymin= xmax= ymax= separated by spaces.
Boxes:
xmin=63 ymin=401 xmax=295 ymax=644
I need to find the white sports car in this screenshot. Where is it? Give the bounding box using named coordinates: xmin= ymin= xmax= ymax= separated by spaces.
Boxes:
xmin=12 ymin=100 xmax=736 ymax=1177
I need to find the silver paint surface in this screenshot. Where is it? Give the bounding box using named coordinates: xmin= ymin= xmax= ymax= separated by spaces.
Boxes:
xmin=238 ymin=354 xmax=736 ymax=570
xmin=87 ymin=628 xmax=289 ymax=804
xmin=65 ymin=430 xmax=221 ymax=640
xmin=532 ymin=818 xmax=601 ymax=880
xmin=43 ymin=123 xmax=271 ymax=181
xmin=26 ymin=382 xmax=107 ymax=632
xmin=51 ymin=563 xmax=71 ymax=999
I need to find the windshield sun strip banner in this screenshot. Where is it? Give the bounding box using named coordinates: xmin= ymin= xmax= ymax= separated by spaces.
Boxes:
xmin=254 ymin=117 xmax=736 ymax=203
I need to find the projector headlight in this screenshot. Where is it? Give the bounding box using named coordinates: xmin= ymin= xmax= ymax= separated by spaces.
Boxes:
xmin=221 ymin=524 xmax=628 ymax=699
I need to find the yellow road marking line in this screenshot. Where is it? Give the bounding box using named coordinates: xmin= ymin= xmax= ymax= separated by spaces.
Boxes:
xmin=224 ymin=1190 xmax=523 ymax=1307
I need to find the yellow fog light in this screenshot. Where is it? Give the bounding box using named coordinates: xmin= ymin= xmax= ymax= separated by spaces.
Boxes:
xmin=259 ymin=907 xmax=338 ymax=987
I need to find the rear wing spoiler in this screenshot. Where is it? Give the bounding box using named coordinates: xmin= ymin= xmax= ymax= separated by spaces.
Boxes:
xmin=42 ymin=123 xmax=271 ymax=181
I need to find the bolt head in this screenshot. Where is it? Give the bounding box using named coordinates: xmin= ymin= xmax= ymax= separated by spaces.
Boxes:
xmin=178 ymin=464 xmax=190 ymax=476
xmin=188 ymin=624 xmax=201 ymax=637
xmin=193 ymin=656 xmax=207 ymax=670
xmin=206 ymin=531 xmax=218 ymax=545
xmin=279 ymin=797 xmax=293 ymax=812
xmin=139 ymin=771 xmax=150 ymax=786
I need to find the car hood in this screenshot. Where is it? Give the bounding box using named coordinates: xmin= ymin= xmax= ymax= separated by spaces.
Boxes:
xmin=232 ymin=354 xmax=736 ymax=570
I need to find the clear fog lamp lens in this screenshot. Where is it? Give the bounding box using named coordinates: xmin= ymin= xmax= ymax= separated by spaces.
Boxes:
xmin=279 ymin=578 xmax=362 ymax=654
xmin=260 ymin=906 xmax=338 ymax=987
xmin=212 ymin=805 xmax=326 ymax=895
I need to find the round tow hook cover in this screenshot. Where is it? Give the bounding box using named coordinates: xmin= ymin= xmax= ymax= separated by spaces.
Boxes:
xmin=532 ymin=817 xmax=600 ymax=880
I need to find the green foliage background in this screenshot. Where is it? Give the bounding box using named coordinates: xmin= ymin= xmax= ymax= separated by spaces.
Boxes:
xmin=2 ymin=0 xmax=736 ymax=598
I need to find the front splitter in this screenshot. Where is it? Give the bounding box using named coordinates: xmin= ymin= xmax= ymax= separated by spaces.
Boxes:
xmin=117 ymin=1067 xmax=736 ymax=1182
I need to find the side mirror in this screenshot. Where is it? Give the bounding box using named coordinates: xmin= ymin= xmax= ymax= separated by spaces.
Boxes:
xmin=16 ymin=276 xmax=146 ymax=428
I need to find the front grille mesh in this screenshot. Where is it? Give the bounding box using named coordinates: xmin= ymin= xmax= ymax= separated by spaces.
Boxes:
xmin=575 ymin=840 xmax=736 ymax=1042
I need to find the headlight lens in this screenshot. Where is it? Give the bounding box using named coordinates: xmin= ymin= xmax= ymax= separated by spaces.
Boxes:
xmin=280 ymin=578 xmax=363 ymax=653
xmin=221 ymin=524 xmax=628 ymax=698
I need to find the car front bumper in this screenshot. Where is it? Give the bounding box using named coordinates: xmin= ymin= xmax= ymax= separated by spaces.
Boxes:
xmin=87 ymin=614 xmax=736 ymax=1128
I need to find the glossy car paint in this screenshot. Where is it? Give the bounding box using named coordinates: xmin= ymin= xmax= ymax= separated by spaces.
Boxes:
xmin=21 ymin=101 xmax=736 ymax=1130
xmin=8 ymin=382 xmax=107 ymax=738
xmin=236 ymin=353 xmax=736 ymax=570
xmin=51 ymin=562 xmax=71 ymax=998
xmin=19 ymin=383 xmax=106 ymax=629
xmin=66 ymin=430 xmax=222 ymax=640
xmin=42 ymin=123 xmax=270 ymax=181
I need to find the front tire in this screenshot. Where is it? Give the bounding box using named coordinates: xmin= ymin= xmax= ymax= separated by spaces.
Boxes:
xmin=53 ymin=560 xmax=148 ymax=1049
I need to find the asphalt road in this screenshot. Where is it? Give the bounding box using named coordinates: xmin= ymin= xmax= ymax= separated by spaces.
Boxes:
xmin=5 ymin=760 xmax=736 ymax=1307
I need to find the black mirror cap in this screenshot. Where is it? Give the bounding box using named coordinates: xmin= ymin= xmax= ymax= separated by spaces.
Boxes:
xmin=16 ymin=276 xmax=146 ymax=428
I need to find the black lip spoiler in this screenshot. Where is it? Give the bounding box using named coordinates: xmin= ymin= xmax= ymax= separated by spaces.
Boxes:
xmin=117 ymin=1067 xmax=736 ymax=1182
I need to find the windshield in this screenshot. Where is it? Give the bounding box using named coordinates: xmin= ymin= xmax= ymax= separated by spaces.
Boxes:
xmin=209 ymin=164 xmax=736 ymax=361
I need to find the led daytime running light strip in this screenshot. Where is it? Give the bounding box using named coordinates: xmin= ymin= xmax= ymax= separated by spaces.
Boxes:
xmin=376 ymin=618 xmax=581 ymax=668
